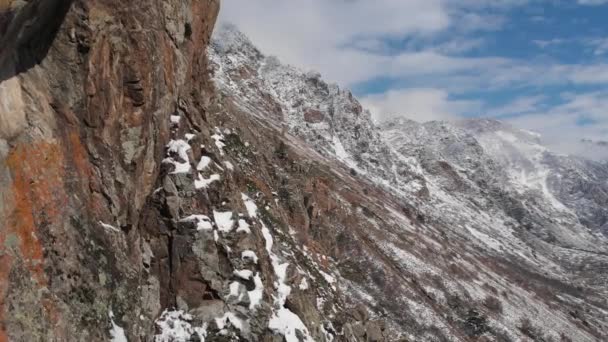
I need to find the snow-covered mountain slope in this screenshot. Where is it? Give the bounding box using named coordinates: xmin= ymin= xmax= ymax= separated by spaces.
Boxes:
xmin=210 ymin=24 xmax=426 ymax=197
xmin=380 ymin=117 xmax=607 ymax=292
xmin=209 ymin=23 xmax=608 ymax=341
xmin=456 ymin=118 xmax=608 ymax=235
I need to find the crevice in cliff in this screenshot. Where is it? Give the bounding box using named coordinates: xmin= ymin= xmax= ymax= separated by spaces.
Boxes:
xmin=0 ymin=0 xmax=73 ymax=82
xmin=167 ymin=232 xmax=176 ymax=309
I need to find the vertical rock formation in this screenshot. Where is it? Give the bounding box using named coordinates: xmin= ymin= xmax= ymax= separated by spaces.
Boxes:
xmin=0 ymin=0 xmax=219 ymax=340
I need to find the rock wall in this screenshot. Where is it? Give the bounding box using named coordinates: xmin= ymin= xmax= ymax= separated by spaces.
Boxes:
xmin=0 ymin=0 xmax=219 ymax=340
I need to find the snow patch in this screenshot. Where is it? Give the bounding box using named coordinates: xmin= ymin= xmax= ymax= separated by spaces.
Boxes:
xmin=319 ymin=270 xmax=335 ymax=284
xmin=197 ymin=156 xmax=212 ymax=171
xmin=155 ymin=310 xmax=207 ymax=342
xmin=214 ymin=312 xmax=244 ymax=332
xmin=241 ymin=193 xmax=258 ymax=218
xmin=237 ymin=219 xmax=251 ymax=234
xmin=268 ymin=308 xmax=314 ymax=342
xmin=229 ymin=281 xmax=246 ymax=302
xmin=212 ymin=130 xmax=226 ymax=156
xmin=164 ymin=139 xmax=192 ymax=174
xmin=224 ymin=161 xmax=234 ymax=171
xmin=248 ymin=273 xmax=264 ymax=310
xmin=109 ymin=311 xmax=128 ymax=342
xmin=195 ymin=173 xmax=221 ymax=189
xmin=241 ymin=250 xmax=258 ymax=263
xmin=213 ymin=211 xmax=234 ymax=233
xmin=170 ymin=115 xmax=181 ymax=125
xmin=299 ymin=277 xmax=309 ymax=290
xmin=100 ymin=221 xmax=121 ymax=233
xmin=240 ymin=191 xmax=313 ymax=340
xmin=233 ymin=269 xmax=253 ymax=280
xmin=180 ymin=215 xmax=213 ymax=231
xmin=466 ymin=225 xmax=502 ymax=252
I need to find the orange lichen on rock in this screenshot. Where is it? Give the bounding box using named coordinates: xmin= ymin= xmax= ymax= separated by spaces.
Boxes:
xmin=0 ymin=141 xmax=68 ymax=337
xmin=3 ymin=140 xmax=68 ymax=280
xmin=67 ymin=131 xmax=91 ymax=181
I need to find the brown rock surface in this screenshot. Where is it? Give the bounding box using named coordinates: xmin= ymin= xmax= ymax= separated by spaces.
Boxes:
xmin=0 ymin=0 xmax=219 ymax=340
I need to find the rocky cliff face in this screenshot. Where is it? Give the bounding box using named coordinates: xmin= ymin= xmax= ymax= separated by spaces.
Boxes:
xmin=1 ymin=3 xmax=608 ymax=342
xmin=1 ymin=0 xmax=220 ymax=340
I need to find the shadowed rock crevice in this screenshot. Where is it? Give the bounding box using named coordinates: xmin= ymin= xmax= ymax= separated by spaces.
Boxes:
xmin=0 ymin=0 xmax=73 ymax=82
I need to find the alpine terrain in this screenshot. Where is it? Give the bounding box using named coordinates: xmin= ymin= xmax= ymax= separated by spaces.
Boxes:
xmin=0 ymin=1 xmax=607 ymax=341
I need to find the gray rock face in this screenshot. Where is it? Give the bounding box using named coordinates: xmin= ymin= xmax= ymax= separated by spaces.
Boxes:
xmin=544 ymin=154 xmax=608 ymax=233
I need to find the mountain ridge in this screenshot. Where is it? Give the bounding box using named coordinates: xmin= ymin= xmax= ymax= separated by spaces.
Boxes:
xmin=208 ymin=22 xmax=608 ymax=340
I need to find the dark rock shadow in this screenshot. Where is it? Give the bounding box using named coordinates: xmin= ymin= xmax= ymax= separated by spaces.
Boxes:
xmin=0 ymin=0 xmax=73 ymax=83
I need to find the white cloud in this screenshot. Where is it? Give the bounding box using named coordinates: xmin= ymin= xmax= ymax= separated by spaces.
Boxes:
xmin=433 ymin=38 xmax=486 ymax=54
xmin=585 ymin=38 xmax=608 ymax=55
xmin=362 ymin=87 xmax=608 ymax=160
xmin=218 ymin=1 xmax=608 ymax=160
xmin=218 ymin=0 xmax=450 ymax=84
xmin=561 ymin=64 xmax=608 ymax=84
xmin=361 ymin=88 xmax=480 ymax=122
xmin=502 ymin=92 xmax=608 ymax=160
xmin=487 ymin=95 xmax=547 ymax=118
xmin=532 ymin=38 xmax=566 ymax=48
xmin=218 ymin=1 xmax=608 ymax=89
xmin=577 ymin=0 xmax=608 ymax=5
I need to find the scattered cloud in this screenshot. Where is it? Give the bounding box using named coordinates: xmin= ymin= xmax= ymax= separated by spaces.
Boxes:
xmin=484 ymin=92 xmax=608 ymax=159
xmin=530 ymin=15 xmax=547 ymax=22
xmin=218 ymin=0 xmax=608 ymax=159
xmin=487 ymin=95 xmax=547 ymax=118
xmin=532 ymin=38 xmax=566 ymax=48
xmin=218 ymin=0 xmax=450 ymax=84
xmin=585 ymin=37 xmax=608 ymax=55
xmin=361 ymin=88 xmax=481 ymax=122
xmin=433 ymin=38 xmax=486 ymax=54
xmin=577 ymin=0 xmax=608 ymax=5
xmin=562 ymin=64 xmax=608 ymax=84
xmin=505 ymin=92 xmax=608 ymax=159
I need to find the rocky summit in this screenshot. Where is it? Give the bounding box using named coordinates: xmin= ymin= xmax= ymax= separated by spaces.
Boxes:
xmin=0 ymin=2 xmax=607 ymax=342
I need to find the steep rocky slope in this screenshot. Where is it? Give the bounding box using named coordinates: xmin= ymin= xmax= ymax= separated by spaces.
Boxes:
xmin=1 ymin=2 xmax=607 ymax=341
xmin=208 ymin=24 xmax=608 ymax=341
xmin=456 ymin=119 xmax=608 ymax=235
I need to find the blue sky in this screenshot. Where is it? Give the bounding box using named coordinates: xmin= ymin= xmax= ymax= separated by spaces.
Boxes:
xmin=219 ymin=0 xmax=608 ymax=159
